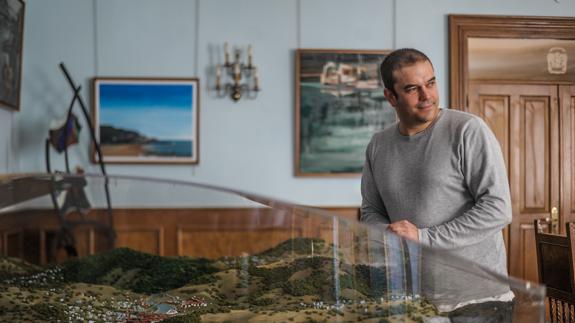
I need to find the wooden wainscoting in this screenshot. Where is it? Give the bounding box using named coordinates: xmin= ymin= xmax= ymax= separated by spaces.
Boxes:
xmin=177 ymin=227 xmax=301 ymax=259
xmin=0 ymin=206 xmax=360 ymax=264
xmin=116 ymin=226 xmax=164 ymax=256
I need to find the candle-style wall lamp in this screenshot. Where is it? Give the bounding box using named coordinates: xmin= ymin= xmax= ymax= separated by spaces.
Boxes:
xmin=215 ymin=43 xmax=260 ymax=101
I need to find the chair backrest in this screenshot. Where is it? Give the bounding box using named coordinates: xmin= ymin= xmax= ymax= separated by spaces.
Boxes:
xmin=534 ymin=219 xmax=575 ymax=322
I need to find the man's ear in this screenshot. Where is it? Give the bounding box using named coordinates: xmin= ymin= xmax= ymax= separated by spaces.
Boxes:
xmin=384 ymin=88 xmax=397 ymax=106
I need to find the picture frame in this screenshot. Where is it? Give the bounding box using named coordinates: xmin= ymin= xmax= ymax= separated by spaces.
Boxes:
xmin=295 ymin=49 xmax=395 ymax=177
xmin=0 ymin=0 xmax=25 ymax=111
xmin=92 ymin=78 xmax=200 ymax=164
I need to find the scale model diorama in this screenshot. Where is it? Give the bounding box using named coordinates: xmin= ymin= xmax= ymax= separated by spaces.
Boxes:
xmin=0 ymin=174 xmax=545 ymax=322
xmin=0 ymin=238 xmax=444 ymax=322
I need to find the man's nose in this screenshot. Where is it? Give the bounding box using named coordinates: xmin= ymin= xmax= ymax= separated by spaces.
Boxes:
xmin=418 ymin=86 xmax=430 ymax=100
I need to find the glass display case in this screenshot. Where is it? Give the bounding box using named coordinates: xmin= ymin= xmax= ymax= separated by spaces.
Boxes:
xmin=0 ymin=173 xmax=544 ymax=322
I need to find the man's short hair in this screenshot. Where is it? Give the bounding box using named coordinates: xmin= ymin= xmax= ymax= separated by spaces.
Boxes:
xmin=380 ymin=48 xmax=433 ymax=96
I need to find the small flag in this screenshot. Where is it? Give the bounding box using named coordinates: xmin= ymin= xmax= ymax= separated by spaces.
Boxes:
xmin=49 ymin=114 xmax=82 ymax=153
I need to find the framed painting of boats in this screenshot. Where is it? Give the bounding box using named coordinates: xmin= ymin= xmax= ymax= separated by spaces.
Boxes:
xmin=295 ymin=49 xmax=395 ymax=177
xmin=92 ymin=78 xmax=200 ymax=164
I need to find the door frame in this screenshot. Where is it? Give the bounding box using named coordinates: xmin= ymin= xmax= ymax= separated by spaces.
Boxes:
xmin=450 ymin=15 xmax=575 ymax=282
xmin=448 ymin=14 xmax=575 ymax=109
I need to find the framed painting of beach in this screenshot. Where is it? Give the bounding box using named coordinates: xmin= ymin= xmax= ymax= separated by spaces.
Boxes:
xmin=295 ymin=49 xmax=395 ymax=177
xmin=92 ymin=78 xmax=200 ymax=164
xmin=0 ymin=0 xmax=25 ymax=111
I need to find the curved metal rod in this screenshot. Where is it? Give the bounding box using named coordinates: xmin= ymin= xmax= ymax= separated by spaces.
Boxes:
xmin=57 ymin=63 xmax=116 ymax=248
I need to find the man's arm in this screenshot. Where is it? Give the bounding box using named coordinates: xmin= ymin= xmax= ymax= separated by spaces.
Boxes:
xmin=418 ymin=118 xmax=512 ymax=249
xmin=360 ymin=139 xmax=391 ymax=226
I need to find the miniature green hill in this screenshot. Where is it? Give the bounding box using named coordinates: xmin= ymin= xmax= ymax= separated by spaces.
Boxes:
xmin=247 ymin=255 xmax=390 ymax=301
xmin=0 ymin=256 xmax=42 ymax=279
xmin=60 ymin=247 xmax=218 ymax=294
xmin=256 ymin=237 xmax=327 ymax=258
xmin=0 ymin=238 xmax=392 ymax=300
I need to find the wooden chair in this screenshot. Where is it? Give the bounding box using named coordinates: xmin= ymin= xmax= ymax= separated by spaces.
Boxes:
xmin=534 ymin=218 xmax=575 ymax=322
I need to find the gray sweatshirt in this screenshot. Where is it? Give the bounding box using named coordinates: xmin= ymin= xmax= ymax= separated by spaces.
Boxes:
xmin=361 ymin=108 xmax=512 ymax=279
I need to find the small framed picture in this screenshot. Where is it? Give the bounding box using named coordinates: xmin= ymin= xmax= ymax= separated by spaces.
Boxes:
xmin=92 ymin=78 xmax=200 ymax=164
xmin=0 ymin=0 xmax=25 ymax=111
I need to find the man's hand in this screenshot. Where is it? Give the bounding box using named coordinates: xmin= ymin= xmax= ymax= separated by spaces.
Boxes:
xmin=388 ymin=220 xmax=419 ymax=241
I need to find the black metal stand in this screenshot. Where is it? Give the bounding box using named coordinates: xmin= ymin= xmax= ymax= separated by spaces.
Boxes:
xmin=44 ymin=63 xmax=115 ymax=260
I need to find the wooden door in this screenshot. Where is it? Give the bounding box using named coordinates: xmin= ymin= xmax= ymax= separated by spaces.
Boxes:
xmin=561 ymin=85 xmax=575 ymax=235
xmin=468 ymin=82 xmax=565 ymax=283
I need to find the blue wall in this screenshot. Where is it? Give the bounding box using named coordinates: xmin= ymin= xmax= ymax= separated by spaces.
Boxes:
xmin=3 ymin=0 xmax=574 ymax=205
xmin=0 ymin=109 xmax=15 ymax=172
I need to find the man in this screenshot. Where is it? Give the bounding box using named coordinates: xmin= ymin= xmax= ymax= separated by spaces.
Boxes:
xmin=360 ymin=48 xmax=513 ymax=315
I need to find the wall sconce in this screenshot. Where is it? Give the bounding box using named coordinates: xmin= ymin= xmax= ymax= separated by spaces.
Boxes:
xmin=215 ymin=43 xmax=260 ymax=101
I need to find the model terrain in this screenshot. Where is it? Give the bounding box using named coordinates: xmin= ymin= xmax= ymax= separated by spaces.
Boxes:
xmin=0 ymin=238 xmax=445 ymax=322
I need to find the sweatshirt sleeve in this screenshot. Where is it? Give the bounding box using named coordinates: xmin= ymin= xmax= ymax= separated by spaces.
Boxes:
xmin=418 ymin=118 xmax=512 ymax=249
xmin=360 ymin=137 xmax=391 ymax=226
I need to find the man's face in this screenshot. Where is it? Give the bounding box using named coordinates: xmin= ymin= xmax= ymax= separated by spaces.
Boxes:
xmin=384 ymin=60 xmax=439 ymax=131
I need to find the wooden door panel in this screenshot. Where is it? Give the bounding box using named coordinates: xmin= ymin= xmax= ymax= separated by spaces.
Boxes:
xmin=572 ymin=92 xmax=575 ymax=214
xmin=471 ymin=95 xmax=510 ymax=170
xmin=469 ymin=82 xmax=559 ymax=282
xmin=521 ymin=96 xmax=551 ymax=212
xmin=561 ymin=86 xmax=575 ymax=219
